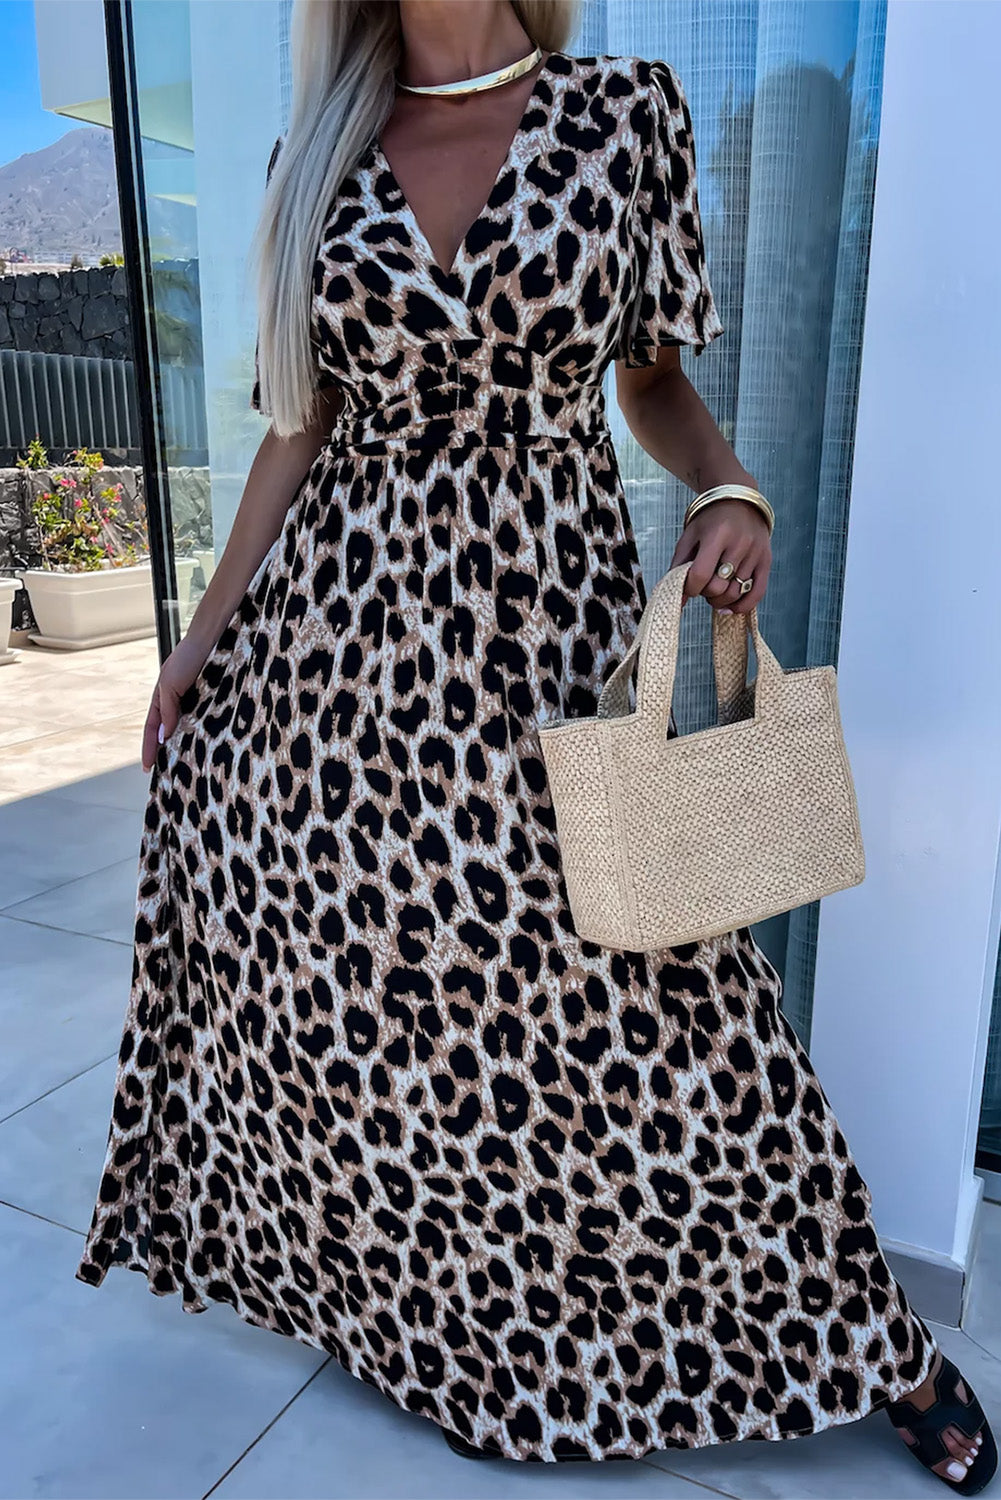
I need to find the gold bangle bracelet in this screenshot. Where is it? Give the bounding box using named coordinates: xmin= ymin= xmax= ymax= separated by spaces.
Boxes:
xmin=690 ymin=482 xmax=771 ymax=512
xmin=685 ymin=485 xmax=775 ymax=533
xmin=684 ymin=496 xmax=775 ymax=535
xmin=684 ymin=485 xmax=774 ymax=531
xmin=683 ymin=484 xmax=775 ymax=535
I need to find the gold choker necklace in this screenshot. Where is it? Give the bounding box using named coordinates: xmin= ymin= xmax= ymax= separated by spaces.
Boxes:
xmin=396 ymin=45 xmax=543 ymax=97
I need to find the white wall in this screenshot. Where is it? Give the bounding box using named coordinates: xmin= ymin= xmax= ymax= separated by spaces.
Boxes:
xmin=34 ymin=0 xmax=110 ymax=121
xmin=34 ymin=0 xmax=192 ymax=141
xmin=810 ymin=0 xmax=1001 ymax=1280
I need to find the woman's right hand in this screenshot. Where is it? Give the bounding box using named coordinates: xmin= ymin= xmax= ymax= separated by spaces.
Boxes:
xmin=141 ymin=633 xmax=214 ymax=773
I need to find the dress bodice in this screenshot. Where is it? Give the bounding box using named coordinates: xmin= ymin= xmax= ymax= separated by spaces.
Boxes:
xmin=294 ymin=52 xmax=723 ymax=451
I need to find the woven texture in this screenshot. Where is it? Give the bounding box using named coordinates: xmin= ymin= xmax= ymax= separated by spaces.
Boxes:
xmin=538 ymin=560 xmax=865 ymax=950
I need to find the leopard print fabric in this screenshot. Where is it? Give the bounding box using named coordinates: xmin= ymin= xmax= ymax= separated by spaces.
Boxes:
xmin=77 ymin=51 xmax=936 ymax=1461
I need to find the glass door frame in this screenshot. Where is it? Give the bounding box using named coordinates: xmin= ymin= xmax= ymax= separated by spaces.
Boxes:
xmin=103 ymin=0 xmax=180 ymax=663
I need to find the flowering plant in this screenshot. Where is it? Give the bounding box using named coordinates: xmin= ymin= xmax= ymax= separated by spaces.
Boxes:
xmin=30 ymin=447 xmax=149 ymax=573
xmin=16 ymin=435 xmax=49 ymax=470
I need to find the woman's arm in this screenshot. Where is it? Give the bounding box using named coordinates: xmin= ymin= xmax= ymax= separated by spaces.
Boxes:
xmin=141 ymin=384 xmax=344 ymax=771
xmin=184 ymin=385 xmax=345 ymax=656
xmin=615 ymin=347 xmax=771 ymax=614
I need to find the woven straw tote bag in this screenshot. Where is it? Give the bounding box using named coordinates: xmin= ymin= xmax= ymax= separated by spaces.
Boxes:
xmin=537 ymin=559 xmax=865 ymax=951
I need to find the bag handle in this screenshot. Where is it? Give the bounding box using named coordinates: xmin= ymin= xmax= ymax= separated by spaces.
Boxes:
xmin=711 ymin=603 xmax=765 ymax=719
xmin=596 ymin=560 xmax=783 ymax=733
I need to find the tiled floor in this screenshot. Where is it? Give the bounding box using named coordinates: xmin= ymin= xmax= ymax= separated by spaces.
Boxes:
xmin=2 ymin=643 xmax=1000 ymax=1499
xmin=0 ymin=634 xmax=158 ymax=806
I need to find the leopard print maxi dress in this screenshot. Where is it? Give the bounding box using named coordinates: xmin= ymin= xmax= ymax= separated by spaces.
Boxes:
xmin=77 ymin=51 xmax=936 ymax=1461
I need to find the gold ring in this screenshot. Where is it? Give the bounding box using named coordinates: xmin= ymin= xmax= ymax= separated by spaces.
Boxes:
xmin=735 ymin=575 xmax=753 ymax=596
xmin=716 ymin=561 xmax=735 ymax=580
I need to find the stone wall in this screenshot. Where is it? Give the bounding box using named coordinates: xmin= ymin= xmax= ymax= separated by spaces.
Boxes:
xmin=0 ymin=266 xmax=131 ymax=359
xmin=0 ymin=465 xmax=212 ymax=632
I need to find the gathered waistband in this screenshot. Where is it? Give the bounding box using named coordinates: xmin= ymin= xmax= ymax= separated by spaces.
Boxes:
xmin=322 ymin=337 xmax=612 ymax=456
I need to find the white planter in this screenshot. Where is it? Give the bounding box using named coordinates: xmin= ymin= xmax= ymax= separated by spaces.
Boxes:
xmin=19 ymin=561 xmax=156 ymax=650
xmin=173 ymin=556 xmax=198 ymax=623
xmin=194 ymin=546 xmax=216 ymax=586
xmin=0 ymin=577 xmax=19 ymax=664
xmin=171 ymin=548 xmax=216 ymax=628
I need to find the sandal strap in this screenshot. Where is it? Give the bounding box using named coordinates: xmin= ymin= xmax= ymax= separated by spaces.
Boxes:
xmin=888 ymin=1354 xmax=987 ymax=1468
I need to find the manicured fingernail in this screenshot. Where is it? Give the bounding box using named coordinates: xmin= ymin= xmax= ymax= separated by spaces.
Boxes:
xmin=947 ymin=1461 xmax=967 ymax=1480
xmin=719 ymin=608 xmax=733 ymax=616
xmin=158 ymin=723 xmax=165 ymax=744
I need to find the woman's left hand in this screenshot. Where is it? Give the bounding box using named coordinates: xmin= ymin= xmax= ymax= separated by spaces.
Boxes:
xmin=668 ymin=498 xmax=772 ymax=613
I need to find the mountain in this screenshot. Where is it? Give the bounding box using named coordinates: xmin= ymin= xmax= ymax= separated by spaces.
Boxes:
xmin=0 ymin=125 xmax=193 ymax=265
xmin=0 ymin=126 xmax=120 ymax=262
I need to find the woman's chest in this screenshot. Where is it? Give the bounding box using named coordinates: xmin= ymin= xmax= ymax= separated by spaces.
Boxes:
xmin=311 ymin=61 xmax=642 ymax=390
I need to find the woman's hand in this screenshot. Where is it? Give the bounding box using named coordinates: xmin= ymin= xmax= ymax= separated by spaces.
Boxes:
xmin=669 ymin=497 xmax=772 ymax=614
xmin=140 ymin=634 xmax=214 ymax=773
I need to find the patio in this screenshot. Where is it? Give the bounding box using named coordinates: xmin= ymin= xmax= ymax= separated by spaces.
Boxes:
xmin=1 ymin=640 xmax=999 ymax=1500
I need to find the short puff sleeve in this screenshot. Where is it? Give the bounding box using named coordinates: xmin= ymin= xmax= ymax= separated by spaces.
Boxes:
xmin=616 ymin=60 xmax=724 ymax=366
xmin=249 ymin=134 xmax=284 ymax=414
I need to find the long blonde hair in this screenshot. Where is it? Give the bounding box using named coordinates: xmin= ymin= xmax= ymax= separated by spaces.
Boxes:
xmin=249 ymin=0 xmax=580 ymax=438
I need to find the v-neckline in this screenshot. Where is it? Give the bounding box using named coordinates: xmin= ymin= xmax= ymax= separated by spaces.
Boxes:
xmin=372 ymin=49 xmax=565 ymax=283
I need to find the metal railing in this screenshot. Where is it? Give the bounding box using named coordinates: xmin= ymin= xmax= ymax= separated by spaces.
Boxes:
xmin=0 ymin=348 xmax=137 ymax=451
xmin=0 ymin=349 xmax=207 ymax=459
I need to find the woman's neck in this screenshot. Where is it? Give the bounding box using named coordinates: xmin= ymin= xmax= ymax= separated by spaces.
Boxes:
xmin=395 ymin=0 xmax=535 ymax=89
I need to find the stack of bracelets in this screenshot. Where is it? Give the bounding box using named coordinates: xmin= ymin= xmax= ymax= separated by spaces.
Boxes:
xmin=681 ymin=484 xmax=774 ymax=598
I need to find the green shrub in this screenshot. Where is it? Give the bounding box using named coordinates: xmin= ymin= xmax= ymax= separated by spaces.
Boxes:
xmin=31 ymin=447 xmax=149 ymax=572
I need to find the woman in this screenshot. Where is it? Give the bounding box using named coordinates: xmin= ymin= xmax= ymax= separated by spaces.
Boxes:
xmin=76 ymin=0 xmax=996 ymax=1487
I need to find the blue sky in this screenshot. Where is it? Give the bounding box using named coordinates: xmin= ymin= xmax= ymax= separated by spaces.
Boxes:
xmin=1 ymin=0 xmax=77 ymax=164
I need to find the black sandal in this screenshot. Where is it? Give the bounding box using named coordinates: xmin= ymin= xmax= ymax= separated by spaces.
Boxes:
xmin=442 ymin=1428 xmax=496 ymax=1460
xmin=888 ymin=1350 xmax=998 ymax=1496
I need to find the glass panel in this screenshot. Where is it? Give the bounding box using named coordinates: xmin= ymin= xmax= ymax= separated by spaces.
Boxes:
xmin=979 ymin=939 xmax=1001 ymax=1169
xmin=578 ymin=0 xmax=887 ymax=1042
xmin=127 ymin=0 xmax=283 ymax=638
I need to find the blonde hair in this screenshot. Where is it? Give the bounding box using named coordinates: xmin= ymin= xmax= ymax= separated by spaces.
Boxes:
xmin=249 ymin=0 xmax=580 ymax=437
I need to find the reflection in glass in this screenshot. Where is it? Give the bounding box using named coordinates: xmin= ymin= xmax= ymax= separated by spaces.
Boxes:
xmin=592 ymin=0 xmax=888 ymax=1041
xmin=128 ymin=0 xmax=283 ymax=628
